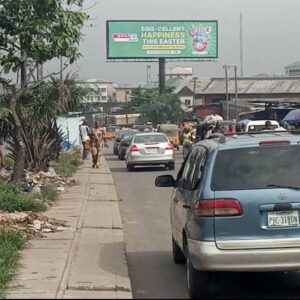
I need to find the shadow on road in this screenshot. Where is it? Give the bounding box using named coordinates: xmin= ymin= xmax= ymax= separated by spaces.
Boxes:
xmin=127 ymin=249 xmax=300 ymax=299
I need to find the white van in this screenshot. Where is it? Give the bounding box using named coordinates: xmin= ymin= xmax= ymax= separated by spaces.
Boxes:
xmin=239 ymin=119 xmax=280 ymax=132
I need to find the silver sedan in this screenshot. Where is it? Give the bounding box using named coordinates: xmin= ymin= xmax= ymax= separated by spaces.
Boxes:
xmin=125 ymin=132 xmax=175 ymax=171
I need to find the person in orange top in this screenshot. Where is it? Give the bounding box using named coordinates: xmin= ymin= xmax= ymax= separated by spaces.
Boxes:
xmin=90 ymin=121 xmax=106 ymax=168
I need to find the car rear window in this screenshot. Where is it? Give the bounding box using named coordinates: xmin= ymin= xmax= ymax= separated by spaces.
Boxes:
xmin=248 ymin=124 xmax=278 ymax=131
xmin=134 ymin=134 xmax=168 ymax=143
xmin=211 ymin=145 xmax=300 ymax=190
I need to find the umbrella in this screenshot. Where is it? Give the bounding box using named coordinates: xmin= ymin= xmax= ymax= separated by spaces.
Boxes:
xmin=282 ymin=109 xmax=300 ymax=123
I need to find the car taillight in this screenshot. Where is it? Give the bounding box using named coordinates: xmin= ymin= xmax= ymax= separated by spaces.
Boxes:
xmin=193 ymin=199 xmax=243 ymax=217
xmin=116 ymin=137 xmax=121 ymax=142
xmin=130 ymin=145 xmax=139 ymax=152
xmin=165 ymin=144 xmax=173 ymax=150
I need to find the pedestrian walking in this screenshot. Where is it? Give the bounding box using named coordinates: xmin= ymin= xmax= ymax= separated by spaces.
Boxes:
xmin=182 ymin=127 xmax=193 ymax=159
xmin=90 ymin=121 xmax=105 ymax=168
xmin=79 ymin=119 xmax=90 ymax=160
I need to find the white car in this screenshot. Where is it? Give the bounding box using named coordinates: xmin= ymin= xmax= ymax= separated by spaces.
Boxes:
xmin=126 ymin=132 xmax=175 ymax=171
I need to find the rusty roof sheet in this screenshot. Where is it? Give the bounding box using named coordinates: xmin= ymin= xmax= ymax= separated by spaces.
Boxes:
xmin=198 ymin=77 xmax=300 ymax=94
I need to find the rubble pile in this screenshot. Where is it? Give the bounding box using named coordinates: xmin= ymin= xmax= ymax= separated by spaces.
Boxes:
xmin=0 ymin=169 xmax=12 ymax=182
xmin=27 ymin=168 xmax=76 ymax=191
xmin=0 ymin=211 xmax=69 ymax=238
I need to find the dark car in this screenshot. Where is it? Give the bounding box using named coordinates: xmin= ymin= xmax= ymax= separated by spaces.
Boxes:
xmin=155 ymin=131 xmax=300 ymax=298
xmin=113 ymin=129 xmax=135 ymax=155
xmin=117 ymin=132 xmax=136 ymax=160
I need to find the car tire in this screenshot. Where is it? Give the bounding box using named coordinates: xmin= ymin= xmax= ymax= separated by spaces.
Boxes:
xmin=186 ymin=248 xmax=209 ymax=298
xmin=113 ymin=148 xmax=118 ymax=155
xmin=168 ymin=162 xmax=175 ymax=170
xmin=127 ymin=164 xmax=134 ymax=172
xmin=118 ymin=153 xmax=121 ymax=160
xmin=172 ymin=236 xmax=186 ymax=264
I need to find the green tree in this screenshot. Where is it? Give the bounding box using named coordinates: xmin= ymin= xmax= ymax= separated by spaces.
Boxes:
xmin=4 ymin=74 xmax=91 ymax=172
xmin=0 ymin=0 xmax=88 ymax=181
xmin=127 ymin=88 xmax=185 ymax=124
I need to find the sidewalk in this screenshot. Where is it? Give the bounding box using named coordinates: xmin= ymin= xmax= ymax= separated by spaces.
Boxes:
xmin=6 ymin=157 xmax=132 ymax=299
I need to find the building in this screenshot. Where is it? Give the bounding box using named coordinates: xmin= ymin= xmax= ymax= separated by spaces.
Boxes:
xmin=165 ymin=67 xmax=193 ymax=80
xmin=174 ymin=76 xmax=300 ymax=120
xmin=285 ymin=62 xmax=300 ymax=76
xmin=114 ymin=84 xmax=140 ymax=103
xmin=79 ymin=79 xmax=114 ymax=103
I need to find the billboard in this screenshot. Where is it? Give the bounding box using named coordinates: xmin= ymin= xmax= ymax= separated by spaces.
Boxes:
xmin=106 ymin=20 xmax=218 ymax=59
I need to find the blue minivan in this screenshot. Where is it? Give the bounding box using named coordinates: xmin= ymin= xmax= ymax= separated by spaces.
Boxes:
xmin=155 ymin=132 xmax=300 ymax=298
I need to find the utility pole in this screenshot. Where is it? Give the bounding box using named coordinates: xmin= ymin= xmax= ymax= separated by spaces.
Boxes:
xmin=228 ymin=65 xmax=239 ymax=121
xmin=191 ymin=76 xmax=198 ymax=116
xmin=146 ymin=65 xmax=151 ymax=84
xmin=233 ymin=66 xmax=238 ymax=121
xmin=125 ymin=91 xmax=129 ymax=125
xmin=158 ymin=58 xmax=165 ymax=95
xmin=240 ymin=13 xmax=244 ymax=76
xmin=223 ymin=65 xmax=229 ymax=120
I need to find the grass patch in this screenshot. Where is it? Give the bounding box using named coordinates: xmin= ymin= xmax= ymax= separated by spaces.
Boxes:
xmin=0 ymin=228 xmax=26 ymax=298
xmin=51 ymin=152 xmax=82 ymax=178
xmin=38 ymin=184 xmax=59 ymax=202
xmin=0 ymin=182 xmax=46 ymax=213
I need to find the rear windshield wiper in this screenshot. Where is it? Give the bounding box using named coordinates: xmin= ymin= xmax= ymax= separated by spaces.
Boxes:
xmin=266 ymin=184 xmax=300 ymax=190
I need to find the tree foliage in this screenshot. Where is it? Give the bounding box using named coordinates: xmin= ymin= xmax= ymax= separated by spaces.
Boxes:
xmin=1 ymin=74 xmax=90 ymax=172
xmin=127 ymin=88 xmax=186 ymax=124
xmin=0 ymin=0 xmax=88 ymax=73
xmin=0 ymin=0 xmax=88 ymax=180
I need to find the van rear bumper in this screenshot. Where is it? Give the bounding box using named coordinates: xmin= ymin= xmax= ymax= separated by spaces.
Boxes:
xmin=188 ymin=238 xmax=300 ymax=272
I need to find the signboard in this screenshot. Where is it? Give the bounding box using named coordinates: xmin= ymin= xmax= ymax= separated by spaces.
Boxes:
xmin=106 ymin=20 xmax=218 ymax=59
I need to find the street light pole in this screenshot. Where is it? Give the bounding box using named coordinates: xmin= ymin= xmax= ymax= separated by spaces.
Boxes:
xmin=234 ymin=66 xmax=238 ymax=121
xmin=223 ymin=65 xmax=229 ymax=120
xmin=228 ymin=65 xmax=238 ymax=121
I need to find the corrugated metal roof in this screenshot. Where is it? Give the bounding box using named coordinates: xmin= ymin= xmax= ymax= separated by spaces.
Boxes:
xmin=201 ymin=77 xmax=300 ymax=94
xmin=285 ymin=61 xmax=300 ymax=68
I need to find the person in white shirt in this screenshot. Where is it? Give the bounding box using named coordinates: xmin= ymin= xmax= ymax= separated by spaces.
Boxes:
xmin=79 ymin=120 xmax=90 ymax=159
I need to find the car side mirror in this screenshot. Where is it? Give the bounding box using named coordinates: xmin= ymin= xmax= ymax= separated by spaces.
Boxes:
xmin=155 ymin=175 xmax=175 ymax=187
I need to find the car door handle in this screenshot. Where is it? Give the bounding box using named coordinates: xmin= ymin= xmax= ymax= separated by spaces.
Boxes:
xmin=183 ymin=204 xmax=191 ymax=209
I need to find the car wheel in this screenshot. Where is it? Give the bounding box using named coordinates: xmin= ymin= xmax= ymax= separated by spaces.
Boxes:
xmin=168 ymin=162 xmax=175 ymax=170
xmin=172 ymin=236 xmax=186 ymax=264
xmin=127 ymin=164 xmax=134 ymax=172
xmin=186 ymin=247 xmax=209 ymax=298
xmin=113 ymin=148 xmax=118 ymax=155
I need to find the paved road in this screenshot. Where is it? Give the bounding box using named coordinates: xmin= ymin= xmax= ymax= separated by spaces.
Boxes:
xmin=104 ymin=144 xmax=187 ymax=299
xmin=104 ymin=142 xmax=300 ymax=299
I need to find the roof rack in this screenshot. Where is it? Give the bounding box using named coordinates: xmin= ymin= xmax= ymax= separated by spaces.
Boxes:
xmin=225 ymin=129 xmax=300 ymax=137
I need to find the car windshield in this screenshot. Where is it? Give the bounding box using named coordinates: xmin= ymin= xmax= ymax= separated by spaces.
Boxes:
xmin=211 ymin=145 xmax=300 ymax=190
xmin=123 ymin=133 xmax=135 ymax=139
xmin=134 ymin=134 xmax=168 ymax=144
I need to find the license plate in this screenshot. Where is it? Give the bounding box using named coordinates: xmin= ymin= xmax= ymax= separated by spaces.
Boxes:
xmin=267 ymin=210 xmax=299 ymax=228
xmin=146 ymin=147 xmax=158 ymax=153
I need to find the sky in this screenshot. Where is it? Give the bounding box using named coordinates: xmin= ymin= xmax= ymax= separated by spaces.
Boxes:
xmin=65 ymin=0 xmax=300 ymax=84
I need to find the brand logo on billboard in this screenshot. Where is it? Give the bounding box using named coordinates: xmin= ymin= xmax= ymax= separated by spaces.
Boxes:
xmin=113 ymin=33 xmax=138 ymax=43
xmin=189 ymin=26 xmax=212 ymax=54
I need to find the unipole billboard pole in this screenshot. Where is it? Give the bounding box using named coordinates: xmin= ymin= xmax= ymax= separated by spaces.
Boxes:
xmin=159 ymin=58 xmax=165 ymax=95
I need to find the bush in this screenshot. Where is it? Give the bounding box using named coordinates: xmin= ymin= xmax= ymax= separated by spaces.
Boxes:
xmin=3 ymin=156 xmax=14 ymax=170
xmin=0 ymin=228 xmax=26 ymax=298
xmin=0 ymin=182 xmax=46 ymax=213
xmin=52 ymin=152 xmax=82 ymax=178
xmin=39 ymin=184 xmax=59 ymax=202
